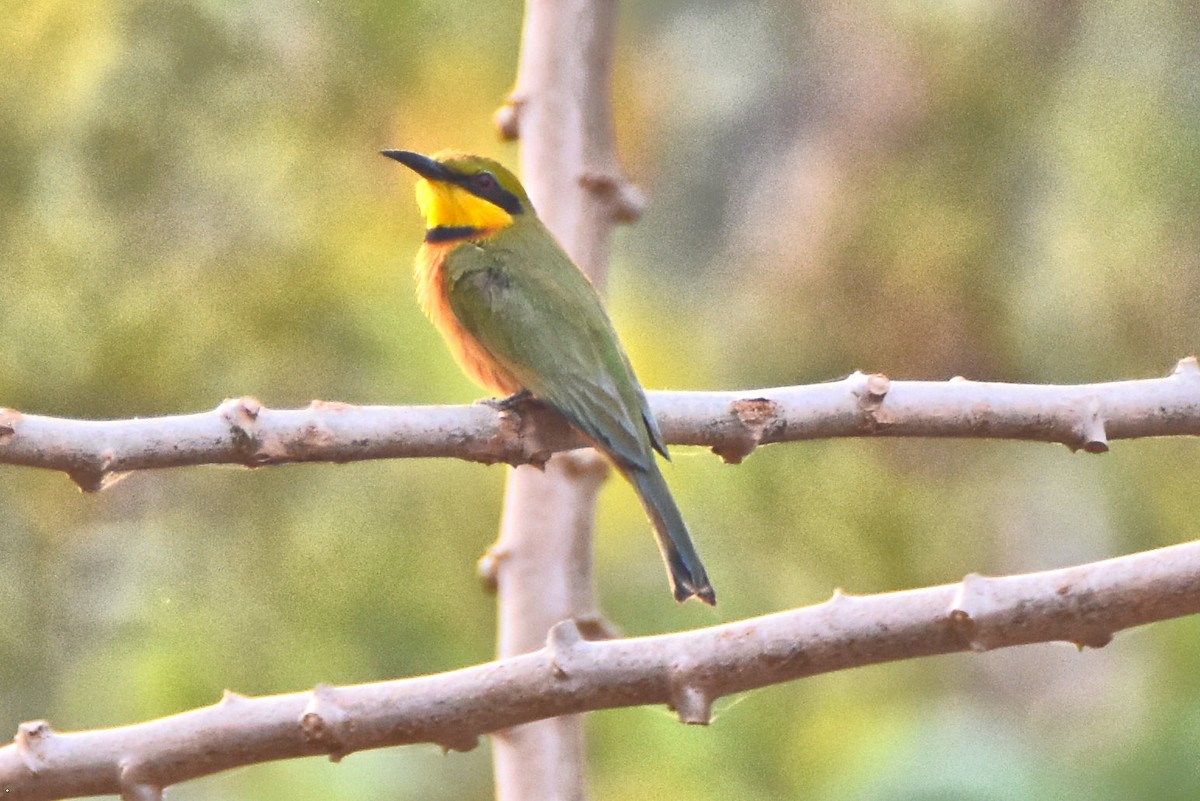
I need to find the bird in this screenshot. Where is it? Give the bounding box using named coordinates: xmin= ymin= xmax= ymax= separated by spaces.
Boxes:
xmin=382 ymin=149 xmax=715 ymax=605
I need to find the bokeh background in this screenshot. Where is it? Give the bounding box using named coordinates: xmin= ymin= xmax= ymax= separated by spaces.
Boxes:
xmin=3 ymin=1 xmax=1200 ymax=798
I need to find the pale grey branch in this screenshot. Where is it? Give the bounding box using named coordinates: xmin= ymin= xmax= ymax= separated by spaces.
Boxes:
xmin=1 ymin=358 xmax=1198 ymax=491
xmin=5 ymin=539 xmax=1199 ymax=800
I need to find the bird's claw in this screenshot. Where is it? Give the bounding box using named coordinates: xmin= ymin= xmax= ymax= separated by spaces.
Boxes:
xmin=479 ymin=389 xmax=534 ymax=412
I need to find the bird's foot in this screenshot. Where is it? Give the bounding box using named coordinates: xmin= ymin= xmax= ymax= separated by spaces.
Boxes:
xmin=479 ymin=389 xmax=534 ymax=412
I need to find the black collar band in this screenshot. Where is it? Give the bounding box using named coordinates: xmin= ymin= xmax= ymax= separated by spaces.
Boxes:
xmin=425 ymin=225 xmax=483 ymax=243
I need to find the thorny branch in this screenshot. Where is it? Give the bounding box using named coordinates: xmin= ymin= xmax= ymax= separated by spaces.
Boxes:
xmin=1 ymin=358 xmax=1198 ymax=492
xmin=4 ymin=539 xmax=1200 ymax=800
xmin=3 ymin=358 xmax=1199 ymax=798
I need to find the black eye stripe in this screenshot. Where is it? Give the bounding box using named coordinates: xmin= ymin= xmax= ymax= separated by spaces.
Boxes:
xmin=456 ymin=171 xmax=524 ymax=215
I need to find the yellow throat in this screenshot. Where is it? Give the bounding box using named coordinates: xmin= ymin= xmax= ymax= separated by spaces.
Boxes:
xmin=414 ymin=177 xmax=514 ymax=232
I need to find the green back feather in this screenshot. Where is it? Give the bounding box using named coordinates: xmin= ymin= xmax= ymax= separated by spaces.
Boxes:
xmin=442 ymin=219 xmax=666 ymax=470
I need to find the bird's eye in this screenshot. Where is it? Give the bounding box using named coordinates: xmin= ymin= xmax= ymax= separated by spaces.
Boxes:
xmin=473 ymin=172 xmax=497 ymax=192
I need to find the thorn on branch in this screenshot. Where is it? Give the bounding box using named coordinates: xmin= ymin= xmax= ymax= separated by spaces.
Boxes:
xmin=665 ymin=651 xmax=714 ymax=725
xmin=220 ymin=689 xmax=248 ymax=706
xmin=547 ymin=620 xmax=586 ymax=679
xmin=0 ymin=408 xmax=18 ymax=439
xmin=578 ymin=170 xmax=646 ymax=223
xmin=301 ymin=684 xmax=351 ymax=762
xmin=68 ymin=468 xmax=131 ymax=494
xmin=712 ymin=398 xmax=779 ymax=464
xmin=477 ymin=544 xmax=504 ymax=593
xmin=1077 ymin=399 xmax=1110 ymax=454
xmin=224 ymin=395 xmax=262 ymax=421
xmin=947 ymin=605 xmax=977 ymax=648
xmin=948 ymin=573 xmax=998 ymax=652
xmin=843 ymin=371 xmax=894 ymax=435
xmin=572 ymin=614 xmax=622 ymax=641
xmin=219 ymin=396 xmax=267 ymax=465
xmin=493 ymin=95 xmax=524 ymax=141
xmin=864 ymin=373 xmax=891 ymax=401
xmin=669 ymin=681 xmax=713 ymax=726
xmin=854 ymin=372 xmax=892 ymax=431
xmin=1071 ymin=630 xmax=1114 ymax=650
xmin=826 ymin=587 xmax=856 ymax=608
xmin=491 ymin=397 xmax=575 ymax=469
xmin=61 ymin=442 xmax=128 ymax=493
xmin=15 ymin=720 xmax=53 ymax=770
xmin=436 ymin=732 xmax=480 ymax=755
xmin=118 ymin=765 xmax=162 ymax=801
xmin=1173 ymin=355 xmax=1199 ymax=376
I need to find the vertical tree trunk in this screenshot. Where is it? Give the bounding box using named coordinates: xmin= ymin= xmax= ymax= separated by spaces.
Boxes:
xmin=490 ymin=1 xmax=642 ymax=799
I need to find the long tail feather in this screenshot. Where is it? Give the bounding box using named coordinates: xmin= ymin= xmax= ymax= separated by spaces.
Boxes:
xmin=623 ymin=464 xmax=716 ymax=605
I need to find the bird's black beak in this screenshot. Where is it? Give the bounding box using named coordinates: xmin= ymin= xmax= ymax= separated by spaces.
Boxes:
xmin=380 ymin=150 xmax=454 ymax=182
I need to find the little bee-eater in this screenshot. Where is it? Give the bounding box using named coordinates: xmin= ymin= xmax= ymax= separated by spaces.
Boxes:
xmin=382 ymin=149 xmax=715 ymax=605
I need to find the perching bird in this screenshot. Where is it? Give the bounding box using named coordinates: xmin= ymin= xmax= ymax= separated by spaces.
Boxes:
xmin=382 ymin=149 xmax=715 ymax=605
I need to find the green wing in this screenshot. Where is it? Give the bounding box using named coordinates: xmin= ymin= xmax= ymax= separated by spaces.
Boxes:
xmin=443 ymin=235 xmax=666 ymax=471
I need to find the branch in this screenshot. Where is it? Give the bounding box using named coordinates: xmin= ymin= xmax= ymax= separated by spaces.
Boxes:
xmin=1 ymin=358 xmax=1198 ymax=490
xmin=6 ymin=538 xmax=1199 ymax=801
xmin=491 ymin=0 xmax=636 ymax=795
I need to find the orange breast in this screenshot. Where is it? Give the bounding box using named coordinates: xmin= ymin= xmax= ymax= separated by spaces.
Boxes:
xmin=416 ymin=242 xmax=524 ymax=396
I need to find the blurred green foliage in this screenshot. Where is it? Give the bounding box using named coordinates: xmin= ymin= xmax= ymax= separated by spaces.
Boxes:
xmin=2 ymin=1 xmax=1200 ymax=799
